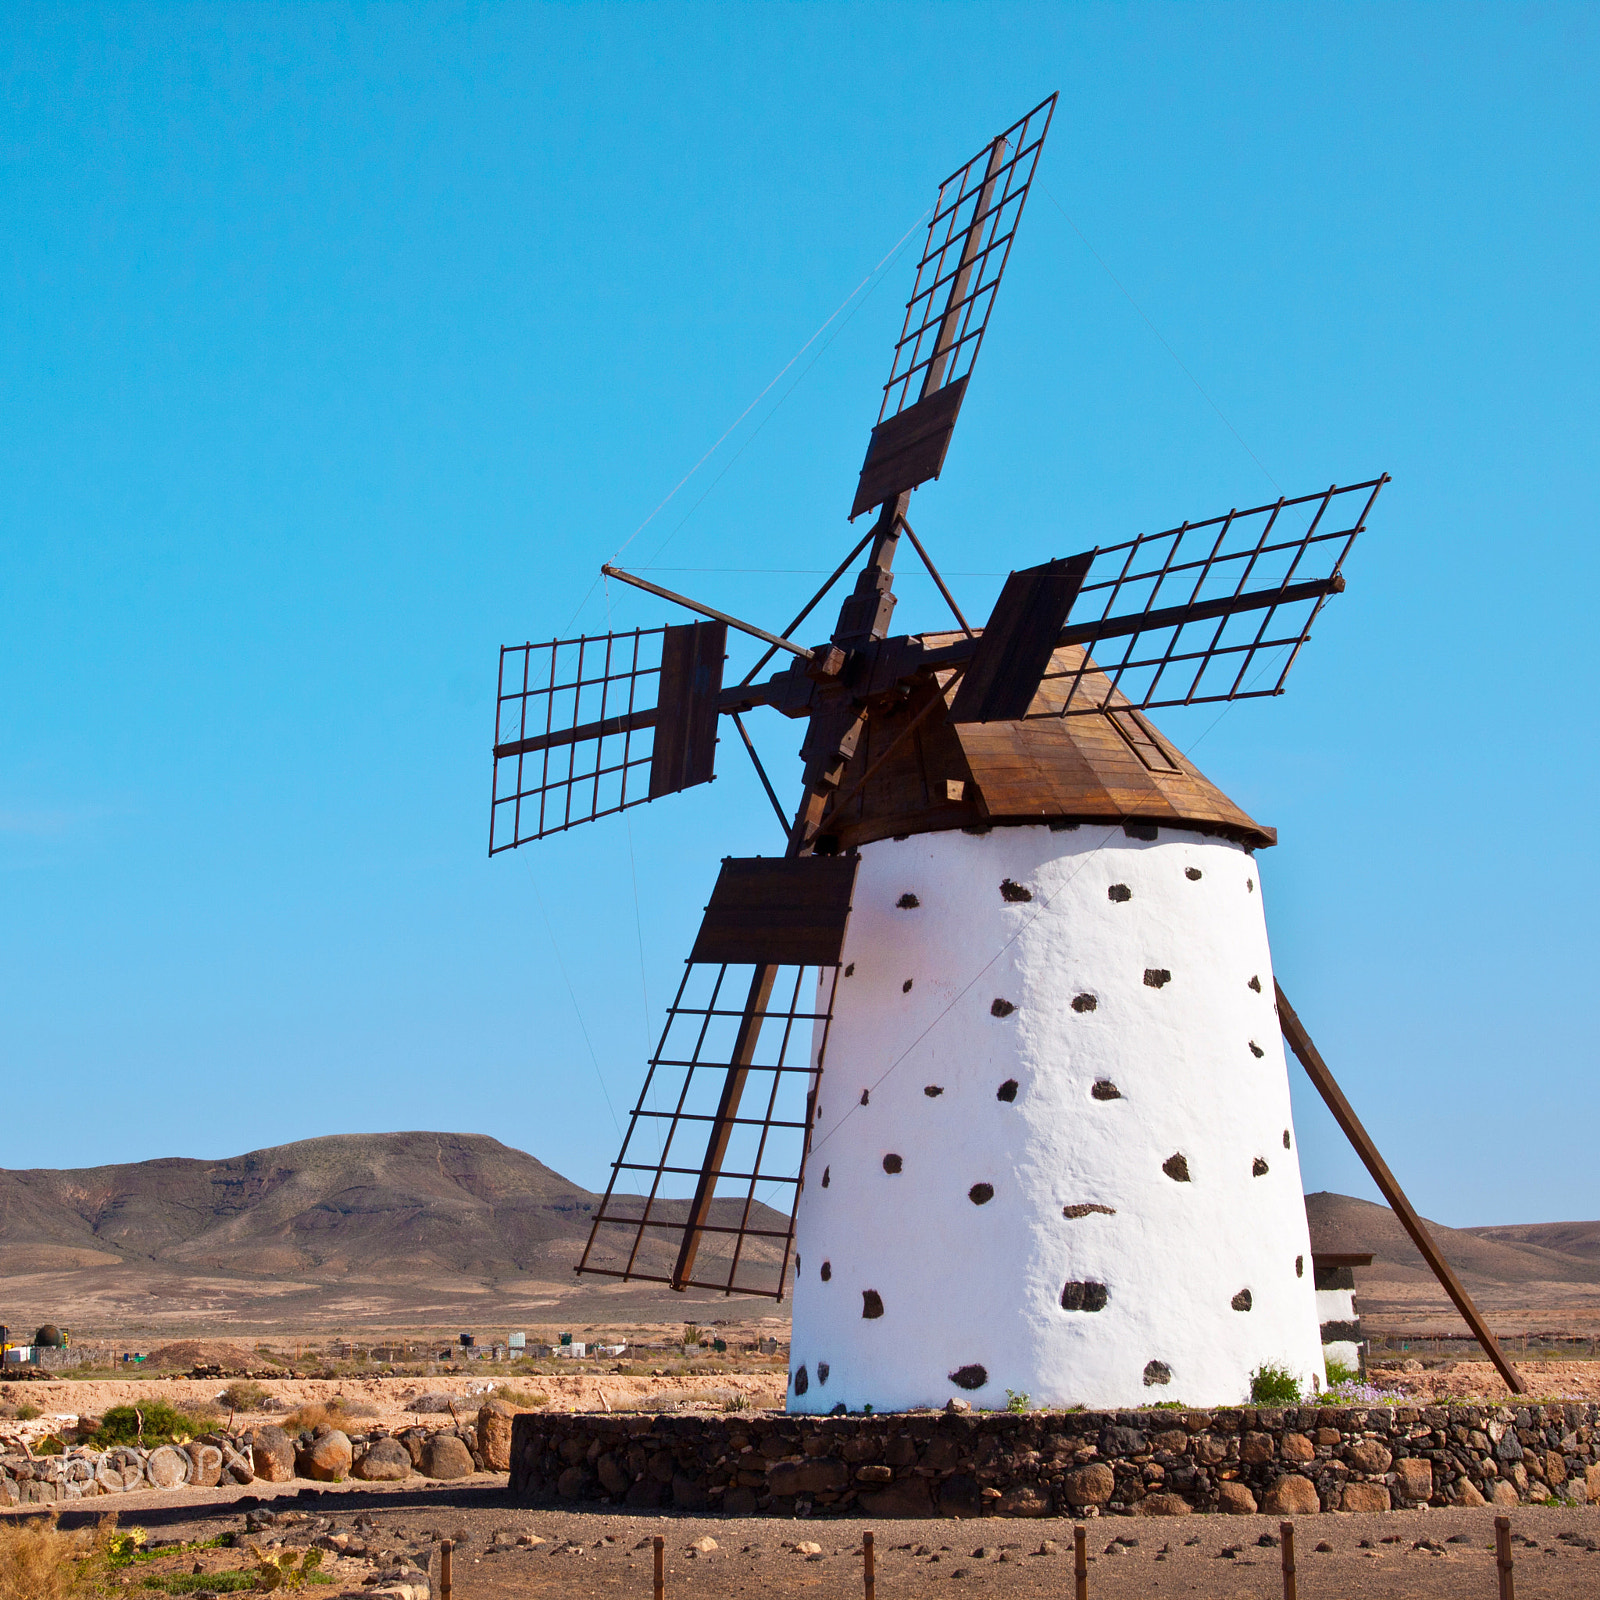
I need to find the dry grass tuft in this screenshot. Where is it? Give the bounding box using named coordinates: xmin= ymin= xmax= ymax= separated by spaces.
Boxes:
xmin=279 ymin=1396 xmax=379 ymax=1432
xmin=0 ymin=1511 xmax=117 ymax=1600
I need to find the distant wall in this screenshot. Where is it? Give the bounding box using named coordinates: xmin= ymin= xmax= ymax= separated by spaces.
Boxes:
xmin=510 ymin=1403 xmax=1600 ymax=1517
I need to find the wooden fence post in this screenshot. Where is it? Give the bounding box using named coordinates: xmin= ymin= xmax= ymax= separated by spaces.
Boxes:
xmin=654 ymin=1533 xmax=666 ymax=1600
xmin=1279 ymin=1520 xmax=1296 ymax=1600
xmin=1495 ymin=1515 xmax=1515 ymax=1600
xmin=1073 ymin=1524 xmax=1087 ymax=1600
xmin=439 ymin=1538 xmax=452 ymax=1600
xmin=863 ymin=1529 xmax=875 ymax=1600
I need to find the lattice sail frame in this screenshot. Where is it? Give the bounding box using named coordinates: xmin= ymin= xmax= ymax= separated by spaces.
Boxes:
xmin=490 ymin=628 xmax=665 ymax=850
xmin=576 ymin=962 xmax=841 ymax=1299
xmin=878 ymin=94 xmax=1057 ymax=421
xmin=1046 ymin=477 xmax=1387 ymax=714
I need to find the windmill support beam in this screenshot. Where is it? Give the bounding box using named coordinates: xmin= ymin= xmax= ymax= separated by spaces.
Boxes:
xmin=1275 ymin=982 xmax=1526 ymax=1396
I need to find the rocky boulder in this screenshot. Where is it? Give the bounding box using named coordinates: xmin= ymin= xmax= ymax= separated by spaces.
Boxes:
xmin=94 ymin=1448 xmax=145 ymax=1493
xmin=300 ymin=1429 xmax=353 ymax=1482
xmin=185 ymin=1442 xmax=224 ymax=1488
xmin=1263 ymin=1474 xmax=1319 ymax=1516
xmin=353 ymin=1437 xmax=413 ymax=1482
xmin=423 ymin=1433 xmax=475 ymax=1480
xmin=145 ymin=1446 xmax=192 ymax=1490
xmin=250 ymin=1426 xmax=295 ymax=1484
xmin=477 ymin=1399 xmax=515 ymax=1472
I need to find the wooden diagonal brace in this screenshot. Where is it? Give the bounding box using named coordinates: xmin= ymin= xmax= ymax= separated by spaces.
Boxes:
xmin=1275 ymin=982 xmax=1525 ymax=1395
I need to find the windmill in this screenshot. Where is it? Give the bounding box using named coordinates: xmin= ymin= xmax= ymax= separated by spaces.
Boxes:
xmin=490 ymin=95 xmax=1524 ymax=1408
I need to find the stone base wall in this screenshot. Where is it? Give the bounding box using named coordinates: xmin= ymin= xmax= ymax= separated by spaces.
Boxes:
xmin=509 ymin=1403 xmax=1600 ymax=1518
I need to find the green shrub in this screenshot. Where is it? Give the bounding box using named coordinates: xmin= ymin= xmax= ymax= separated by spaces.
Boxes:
xmin=491 ymin=1387 xmax=547 ymax=1409
xmin=1004 ymin=1390 xmax=1030 ymax=1413
xmin=13 ymin=1404 xmax=41 ymax=1422
xmin=94 ymin=1400 xmax=218 ymax=1447
xmin=219 ymin=1380 xmax=271 ymax=1413
xmin=34 ymin=1435 xmax=65 ymax=1456
xmin=1248 ymin=1363 xmax=1302 ymax=1406
xmin=1323 ymin=1358 xmax=1359 ymax=1387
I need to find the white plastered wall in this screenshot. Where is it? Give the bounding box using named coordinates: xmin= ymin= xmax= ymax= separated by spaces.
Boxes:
xmin=788 ymin=823 xmax=1326 ymax=1413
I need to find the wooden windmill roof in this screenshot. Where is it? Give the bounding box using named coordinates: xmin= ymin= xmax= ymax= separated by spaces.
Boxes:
xmin=819 ymin=635 xmax=1275 ymax=852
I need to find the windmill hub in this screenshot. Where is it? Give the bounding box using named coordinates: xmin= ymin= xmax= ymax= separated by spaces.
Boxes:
xmin=489 ymin=97 xmax=1529 ymax=1410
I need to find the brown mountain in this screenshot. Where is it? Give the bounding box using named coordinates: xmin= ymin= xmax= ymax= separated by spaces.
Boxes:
xmin=1305 ymin=1191 xmax=1600 ymax=1338
xmin=0 ymin=1133 xmax=790 ymax=1337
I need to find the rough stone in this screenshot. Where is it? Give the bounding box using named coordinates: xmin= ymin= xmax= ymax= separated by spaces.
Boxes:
xmin=1217 ymin=1482 xmax=1258 ymax=1514
xmin=145 ymin=1445 xmax=192 ymax=1490
xmin=1543 ymin=1451 xmax=1567 ymax=1487
xmin=996 ymin=1484 xmax=1053 ymax=1517
xmin=1239 ymin=1431 xmax=1274 ymax=1464
xmin=1454 ymin=1477 xmax=1486 ymax=1507
xmin=1347 ymin=1439 xmax=1392 ymax=1475
xmin=251 ymin=1427 xmax=295 ymax=1484
xmin=1342 ymin=1481 xmax=1391 ymax=1513
xmin=477 ymin=1400 xmax=515 ymax=1472
xmin=1062 ymin=1463 xmax=1115 ymax=1506
xmin=1394 ymin=1457 xmax=1433 ymax=1500
xmin=768 ymin=1458 xmax=849 ymax=1496
xmin=185 ymin=1442 xmax=223 ymax=1488
xmin=302 ymin=1430 xmax=352 ymax=1483
xmin=424 ymin=1433 xmax=476 ymax=1481
xmin=1281 ymin=1432 xmax=1315 ymax=1464
xmin=353 ymin=1437 xmax=413 ymax=1482
xmin=1263 ymin=1475 xmax=1319 ymax=1516
xmin=860 ymin=1478 xmax=937 ymax=1517
xmin=1133 ymin=1493 xmax=1192 ymax=1516
xmin=95 ymin=1448 xmax=145 ymax=1493
xmin=1490 ymin=1480 xmax=1520 ymax=1507
xmin=1586 ymin=1463 xmax=1600 ymax=1504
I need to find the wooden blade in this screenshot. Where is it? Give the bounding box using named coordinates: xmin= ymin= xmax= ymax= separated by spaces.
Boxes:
xmin=1276 ymin=982 xmax=1525 ymax=1395
xmin=948 ymin=552 xmax=1093 ymax=723
xmin=648 ymin=621 xmax=726 ymax=799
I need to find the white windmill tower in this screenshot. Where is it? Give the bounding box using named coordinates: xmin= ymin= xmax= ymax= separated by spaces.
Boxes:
xmin=489 ymin=96 xmax=1527 ymax=1412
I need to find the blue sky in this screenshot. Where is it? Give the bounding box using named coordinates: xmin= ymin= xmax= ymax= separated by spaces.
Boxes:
xmin=3 ymin=3 xmax=1595 ymax=1227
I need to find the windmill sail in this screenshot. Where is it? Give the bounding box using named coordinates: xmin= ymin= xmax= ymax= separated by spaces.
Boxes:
xmin=850 ymin=94 xmax=1057 ymax=519
xmin=490 ymin=620 xmax=725 ymax=850
xmin=1046 ymin=477 xmax=1386 ymax=714
xmin=576 ymin=855 xmax=858 ymax=1299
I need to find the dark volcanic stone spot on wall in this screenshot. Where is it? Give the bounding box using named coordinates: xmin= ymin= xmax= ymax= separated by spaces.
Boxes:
xmin=1296 ymin=1255 xmax=1304 ymax=1277
xmin=862 ymin=1290 xmax=884 ymax=1320
xmin=1091 ymin=1079 xmax=1122 ymax=1101
xmin=1107 ymin=883 xmax=1132 ymax=903
xmin=845 ymin=963 xmax=855 ymax=977
xmin=1143 ymin=968 xmax=1172 ymax=989
xmin=1063 ymin=1203 xmax=1116 ymax=1219
xmin=1125 ymin=822 xmax=1158 ymax=841
xmin=990 ymin=998 xmax=1016 ymax=1018
xmin=860 ymin=1089 xmax=870 ymax=1106
xmin=996 ymin=1079 xmax=1019 ymax=1103
xmin=1249 ymin=1040 xmax=1265 ymax=1058
xmin=924 ymin=1085 xmax=943 ymax=1097
xmin=1247 ymin=878 xmax=1254 ymax=892
xmin=1231 ymin=1289 xmax=1253 ymax=1312
xmin=1072 ymin=992 xmax=1098 ymax=1013
xmin=1162 ymin=1153 xmax=1191 ymax=1183
xmin=1185 ymin=867 xmax=1202 ymax=881
xmin=968 ymin=1182 xmax=994 ymax=1205
xmin=1060 ymin=1280 xmax=1109 ymax=1312
xmin=821 ymin=1166 xmax=830 ymax=1188
xmin=999 ymin=878 xmax=1033 ymax=902
xmin=896 ymin=893 xmax=920 ymax=909
xmin=1143 ymin=1360 xmax=1172 ymax=1387
xmin=1283 ymin=1129 xmax=1292 ymax=1149
xmin=1049 ymin=818 xmax=1080 ymax=831
xmin=820 ymin=1260 xmax=831 ymax=1281
xmin=948 ymin=1364 xmax=988 ymax=1390
xmin=882 ymin=1153 xmax=903 ymax=1174
xmin=793 ymin=1365 xmax=808 ymax=1395
xmin=817 ymin=1362 xmax=829 ymax=1385
xmin=1248 ymin=975 xmax=1261 ymax=992
xmin=902 ymin=979 xmax=913 ymax=993
xmin=1252 ymin=1157 xmax=1269 ymax=1177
